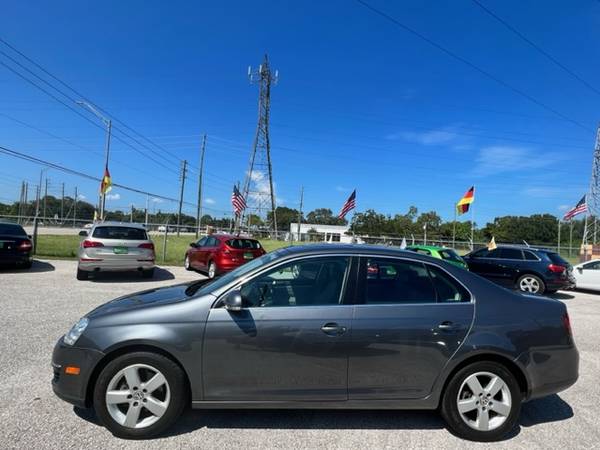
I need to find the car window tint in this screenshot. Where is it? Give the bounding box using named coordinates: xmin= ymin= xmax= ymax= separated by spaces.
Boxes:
xmin=364 ymin=258 xmax=436 ymax=304
xmin=240 ymin=257 xmax=350 ymax=307
xmin=439 ymin=249 xmax=463 ymax=263
xmin=583 ymin=260 xmax=600 ymax=270
xmin=547 ymin=252 xmax=569 ymax=266
xmin=523 ymin=251 xmax=539 ymax=261
xmin=0 ymin=223 xmax=27 ymax=236
xmin=92 ymin=226 xmax=147 ymax=240
xmin=472 ymin=249 xmax=489 ymax=258
xmin=485 ymin=248 xmax=501 ymax=258
xmin=226 ymin=239 xmax=261 ymax=249
xmin=427 ymin=265 xmax=471 ymax=303
xmin=196 ymin=237 xmax=208 ymax=246
xmin=409 ymin=248 xmax=431 ymax=256
xmin=498 ymin=248 xmax=523 ymax=260
xmin=206 ymin=237 xmax=218 ymax=246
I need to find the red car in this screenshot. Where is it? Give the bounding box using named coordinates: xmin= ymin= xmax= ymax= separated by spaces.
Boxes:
xmin=184 ymin=234 xmax=266 ymax=278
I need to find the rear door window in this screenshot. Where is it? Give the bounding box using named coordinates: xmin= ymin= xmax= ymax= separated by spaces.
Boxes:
xmin=547 ymin=252 xmax=569 ymax=266
xmin=92 ymin=226 xmax=147 ymax=240
xmin=426 ymin=265 xmax=471 ymax=303
xmin=498 ymin=248 xmax=523 ymax=260
xmin=523 ymin=251 xmax=539 ymax=261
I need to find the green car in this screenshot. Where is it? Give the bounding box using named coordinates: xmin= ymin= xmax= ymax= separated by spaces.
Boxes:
xmin=405 ymin=245 xmax=469 ymax=270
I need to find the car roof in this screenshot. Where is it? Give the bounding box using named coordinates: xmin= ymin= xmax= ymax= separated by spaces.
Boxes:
xmin=92 ymin=221 xmax=147 ymax=230
xmin=489 ymin=244 xmax=553 ymax=253
xmin=212 ymin=234 xmax=259 ymax=241
xmin=272 ymin=243 xmax=443 ymax=261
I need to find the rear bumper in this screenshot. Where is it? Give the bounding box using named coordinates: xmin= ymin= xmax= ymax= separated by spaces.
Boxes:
xmin=0 ymin=252 xmax=32 ymax=264
xmin=52 ymin=339 xmax=104 ymax=408
xmin=78 ymin=259 xmax=155 ymax=272
xmin=516 ymin=344 xmax=579 ymax=401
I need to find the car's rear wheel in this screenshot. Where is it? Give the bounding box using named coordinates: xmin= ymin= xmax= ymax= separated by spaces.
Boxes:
xmin=93 ymin=352 xmax=187 ymax=439
xmin=76 ymin=268 xmax=88 ymax=280
xmin=207 ymin=261 xmax=216 ymax=279
xmin=184 ymin=255 xmax=191 ymax=271
xmin=517 ymin=274 xmax=545 ymax=295
xmin=441 ymin=361 xmax=521 ymax=442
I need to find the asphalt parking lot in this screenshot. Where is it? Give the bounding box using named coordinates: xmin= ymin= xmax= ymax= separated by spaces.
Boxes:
xmin=1 ymin=259 xmax=599 ymax=449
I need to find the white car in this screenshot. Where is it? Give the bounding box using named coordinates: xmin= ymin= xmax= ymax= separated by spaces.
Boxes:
xmin=573 ymin=259 xmax=600 ymax=291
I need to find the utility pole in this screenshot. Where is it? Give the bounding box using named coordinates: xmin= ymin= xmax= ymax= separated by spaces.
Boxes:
xmin=73 ymin=187 xmax=78 ymax=228
xmin=60 ymin=182 xmax=64 ymax=223
xmin=145 ymin=194 xmax=149 ymax=227
xmin=23 ymin=182 xmax=28 ymax=220
xmin=43 ymin=177 xmax=48 ymax=221
xmin=297 ymin=186 xmax=303 ymax=242
xmin=17 ymin=181 xmax=24 ymax=224
xmin=196 ymin=134 xmax=206 ymax=238
xmin=77 ymin=101 xmax=111 ymax=221
xmin=177 ymin=159 xmax=188 ymax=236
xmin=241 ymin=55 xmax=279 ymax=236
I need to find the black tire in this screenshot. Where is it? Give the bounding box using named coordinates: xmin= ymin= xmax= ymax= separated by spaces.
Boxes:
xmin=142 ymin=268 xmax=155 ymax=279
xmin=441 ymin=361 xmax=522 ymax=442
xmin=516 ymin=274 xmax=545 ymax=295
xmin=93 ymin=351 xmax=187 ymax=439
xmin=76 ymin=268 xmax=88 ymax=280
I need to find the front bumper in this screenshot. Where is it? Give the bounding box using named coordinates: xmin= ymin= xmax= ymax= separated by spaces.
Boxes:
xmin=516 ymin=344 xmax=579 ymax=401
xmin=52 ymin=339 xmax=104 ymax=408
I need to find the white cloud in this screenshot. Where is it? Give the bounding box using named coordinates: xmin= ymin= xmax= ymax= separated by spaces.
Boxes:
xmin=247 ymin=171 xmax=281 ymax=204
xmin=105 ymin=193 xmax=120 ymax=201
xmin=205 ymin=197 xmax=216 ymax=205
xmin=151 ymin=197 xmax=164 ymax=203
xmin=558 ymin=204 xmax=570 ymax=211
xmin=335 ymin=185 xmax=350 ymax=193
xmin=77 ymin=194 xmax=86 ymax=200
xmin=388 ymin=125 xmax=461 ymax=146
xmin=471 ymin=146 xmax=563 ymax=177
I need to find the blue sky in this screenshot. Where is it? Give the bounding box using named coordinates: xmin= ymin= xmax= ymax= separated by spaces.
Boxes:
xmin=0 ymin=0 xmax=598 ymax=225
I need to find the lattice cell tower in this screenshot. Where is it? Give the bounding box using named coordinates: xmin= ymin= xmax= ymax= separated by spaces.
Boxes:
xmin=588 ymin=125 xmax=600 ymax=217
xmin=241 ymin=54 xmax=278 ymax=234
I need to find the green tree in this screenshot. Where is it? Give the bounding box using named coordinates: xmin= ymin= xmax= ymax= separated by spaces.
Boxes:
xmin=305 ymin=208 xmax=346 ymax=225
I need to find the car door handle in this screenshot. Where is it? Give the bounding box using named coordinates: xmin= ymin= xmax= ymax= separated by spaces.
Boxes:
xmin=438 ymin=321 xmax=459 ymax=331
xmin=321 ymin=322 xmax=347 ymax=336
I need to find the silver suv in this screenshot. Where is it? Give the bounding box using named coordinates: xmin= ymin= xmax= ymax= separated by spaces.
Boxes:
xmin=77 ymin=222 xmax=155 ymax=280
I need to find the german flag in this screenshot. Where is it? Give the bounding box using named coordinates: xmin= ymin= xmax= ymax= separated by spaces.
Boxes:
xmin=456 ymin=186 xmax=474 ymax=216
xmin=100 ymin=165 xmax=112 ymax=194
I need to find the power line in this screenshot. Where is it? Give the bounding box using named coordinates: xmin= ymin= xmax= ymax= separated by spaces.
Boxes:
xmin=471 ymin=0 xmax=600 ymax=97
xmin=355 ymin=0 xmax=593 ymax=132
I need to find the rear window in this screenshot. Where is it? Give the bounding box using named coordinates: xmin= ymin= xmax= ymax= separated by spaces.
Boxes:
xmin=92 ymin=226 xmax=148 ymax=240
xmin=226 ymin=239 xmax=261 ymax=249
xmin=0 ymin=223 xmax=26 ymax=236
xmin=439 ymin=249 xmax=463 ymax=263
xmin=547 ymin=252 xmax=569 ymax=266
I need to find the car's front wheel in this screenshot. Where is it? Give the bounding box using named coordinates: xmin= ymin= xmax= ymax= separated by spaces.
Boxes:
xmin=93 ymin=352 xmax=187 ymax=439
xmin=207 ymin=261 xmax=217 ymax=279
xmin=517 ymin=274 xmax=545 ymax=295
xmin=441 ymin=361 xmax=521 ymax=442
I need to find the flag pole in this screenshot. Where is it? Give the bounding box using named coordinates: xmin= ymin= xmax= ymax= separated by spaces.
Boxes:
xmin=470 ymin=201 xmax=474 ymax=251
xmin=452 ymin=205 xmax=457 ymax=249
xmin=557 ymin=218 xmax=561 ymax=255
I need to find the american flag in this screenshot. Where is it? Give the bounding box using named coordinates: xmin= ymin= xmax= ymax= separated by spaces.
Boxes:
xmin=231 ymin=185 xmax=247 ymax=215
xmin=563 ymin=195 xmax=587 ymax=221
xmin=338 ymin=189 xmax=356 ymax=219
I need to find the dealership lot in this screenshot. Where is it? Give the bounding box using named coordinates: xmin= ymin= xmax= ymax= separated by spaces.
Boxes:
xmin=1 ymin=259 xmax=599 ymax=449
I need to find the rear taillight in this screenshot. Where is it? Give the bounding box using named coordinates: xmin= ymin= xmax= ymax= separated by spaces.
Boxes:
xmin=18 ymin=240 xmax=32 ymax=252
xmin=138 ymin=242 xmax=155 ymax=251
xmin=548 ymin=264 xmax=566 ymax=274
xmin=82 ymin=240 xmax=104 ymax=248
xmin=563 ymin=312 xmax=572 ymax=336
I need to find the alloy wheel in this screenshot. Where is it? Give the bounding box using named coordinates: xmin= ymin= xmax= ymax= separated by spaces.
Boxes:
xmin=519 ymin=276 xmax=540 ymax=293
xmin=208 ymin=262 xmax=216 ymax=279
xmin=456 ymin=371 xmax=512 ymax=432
xmin=105 ymin=363 xmax=171 ymax=429
xmin=184 ymin=256 xmax=190 ymax=270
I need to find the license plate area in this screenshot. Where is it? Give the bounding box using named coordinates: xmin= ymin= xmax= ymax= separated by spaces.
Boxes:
xmin=243 ymin=252 xmax=254 ymax=260
xmin=113 ymin=246 xmax=129 ymax=255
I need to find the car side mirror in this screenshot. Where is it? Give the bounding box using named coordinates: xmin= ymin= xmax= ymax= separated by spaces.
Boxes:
xmin=78 ymin=230 xmax=88 ymax=237
xmin=577 ymin=267 xmax=583 ymax=273
xmin=223 ymin=289 xmax=243 ymax=312
xmin=190 ymin=242 xmax=198 ymax=248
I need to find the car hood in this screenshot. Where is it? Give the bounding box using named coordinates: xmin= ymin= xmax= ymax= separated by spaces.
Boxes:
xmin=86 ymin=279 xmax=212 ymax=318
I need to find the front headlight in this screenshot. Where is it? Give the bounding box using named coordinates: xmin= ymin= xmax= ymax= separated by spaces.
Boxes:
xmin=63 ymin=317 xmax=89 ymax=346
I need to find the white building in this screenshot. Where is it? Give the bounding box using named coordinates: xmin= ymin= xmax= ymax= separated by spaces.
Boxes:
xmin=289 ymin=223 xmax=361 ymax=244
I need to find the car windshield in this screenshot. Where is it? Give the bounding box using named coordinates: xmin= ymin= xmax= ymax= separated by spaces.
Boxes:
xmin=439 ymin=249 xmax=463 ymax=263
xmin=226 ymin=238 xmax=261 ymax=249
xmin=188 ymin=248 xmax=287 ymax=297
xmin=92 ymin=226 xmax=148 ymax=240
xmin=547 ymin=252 xmax=570 ymax=266
xmin=0 ymin=223 xmax=26 ymax=236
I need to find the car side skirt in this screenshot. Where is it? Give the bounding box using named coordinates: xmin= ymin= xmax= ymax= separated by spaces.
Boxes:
xmin=191 ymin=398 xmax=439 ymax=410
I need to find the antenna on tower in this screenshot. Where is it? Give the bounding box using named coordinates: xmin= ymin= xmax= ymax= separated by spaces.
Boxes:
xmin=239 ymin=54 xmax=279 ymax=236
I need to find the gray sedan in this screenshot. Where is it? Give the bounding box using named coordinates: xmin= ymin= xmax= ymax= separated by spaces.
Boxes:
xmin=77 ymin=222 xmax=155 ymax=280
xmin=52 ymin=244 xmax=578 ymax=442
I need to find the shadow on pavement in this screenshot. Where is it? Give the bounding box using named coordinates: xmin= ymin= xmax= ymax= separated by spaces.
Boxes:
xmin=0 ymin=259 xmax=55 ymax=273
xmin=519 ymin=394 xmax=574 ymax=427
xmin=87 ymin=267 xmax=175 ymax=283
xmin=548 ymin=292 xmax=576 ymax=300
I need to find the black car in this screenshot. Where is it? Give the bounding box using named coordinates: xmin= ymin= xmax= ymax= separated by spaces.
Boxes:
xmin=0 ymin=222 xmax=33 ymax=268
xmin=463 ymin=245 xmax=575 ymax=295
xmin=52 ymin=244 xmax=579 ymax=442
